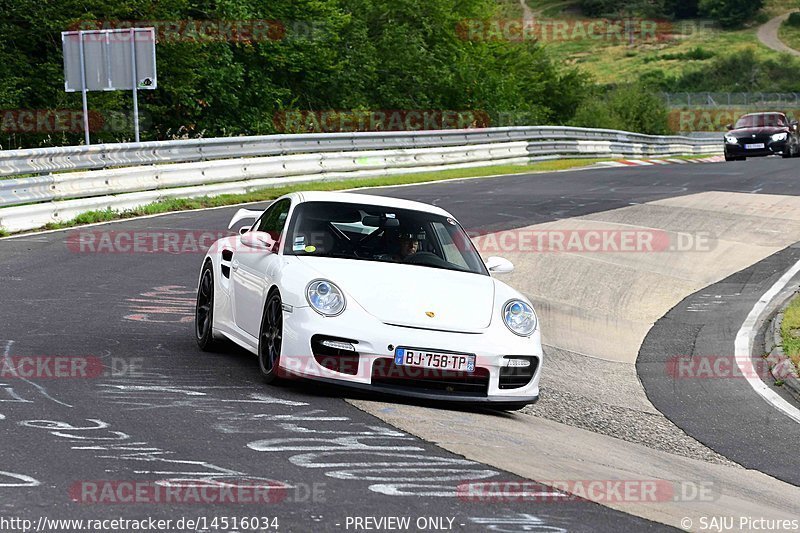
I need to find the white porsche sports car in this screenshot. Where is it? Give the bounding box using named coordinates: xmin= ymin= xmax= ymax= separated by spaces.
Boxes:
xmin=195 ymin=191 xmax=542 ymax=409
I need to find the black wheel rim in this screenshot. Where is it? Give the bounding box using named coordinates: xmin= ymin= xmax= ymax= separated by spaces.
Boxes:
xmin=196 ymin=269 xmax=213 ymax=339
xmin=260 ymin=296 xmax=282 ymax=373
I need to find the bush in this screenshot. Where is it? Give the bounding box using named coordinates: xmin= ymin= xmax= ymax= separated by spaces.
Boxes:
xmin=578 ymin=0 xmax=699 ymax=18
xmin=643 ymin=47 xmax=715 ymax=62
xmin=698 ymin=0 xmax=764 ymax=28
xmin=570 ymin=83 xmax=670 ymax=134
xmin=788 ymin=12 xmax=800 ymax=27
xmin=661 ymin=49 xmax=800 ymax=93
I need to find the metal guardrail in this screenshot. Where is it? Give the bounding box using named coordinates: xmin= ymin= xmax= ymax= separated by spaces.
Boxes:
xmin=0 ymin=127 xmax=722 ymax=233
xmin=0 ymin=126 xmax=719 ymax=178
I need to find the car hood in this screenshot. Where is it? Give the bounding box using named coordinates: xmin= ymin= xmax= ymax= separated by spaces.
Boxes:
xmin=729 ymin=126 xmax=788 ymax=136
xmin=296 ymin=256 xmax=495 ymax=332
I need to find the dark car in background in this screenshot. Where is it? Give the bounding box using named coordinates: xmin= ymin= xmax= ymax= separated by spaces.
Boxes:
xmin=724 ymin=112 xmax=799 ymax=161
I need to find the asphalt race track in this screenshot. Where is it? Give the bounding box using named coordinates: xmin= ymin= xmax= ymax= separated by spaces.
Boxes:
xmin=639 ymin=244 xmax=800 ymax=486
xmin=2 ymin=157 xmax=800 ymax=532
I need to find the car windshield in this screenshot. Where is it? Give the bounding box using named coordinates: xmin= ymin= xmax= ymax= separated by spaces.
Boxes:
xmin=734 ymin=114 xmax=787 ymax=128
xmin=285 ymin=201 xmax=488 ymax=275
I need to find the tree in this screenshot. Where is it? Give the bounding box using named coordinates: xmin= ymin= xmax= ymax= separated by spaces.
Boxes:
xmin=0 ymin=0 xmax=597 ymax=147
xmin=698 ymin=0 xmax=764 ymax=28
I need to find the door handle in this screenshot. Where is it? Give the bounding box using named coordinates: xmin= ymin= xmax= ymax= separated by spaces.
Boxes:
xmin=231 ymin=259 xmax=240 ymax=271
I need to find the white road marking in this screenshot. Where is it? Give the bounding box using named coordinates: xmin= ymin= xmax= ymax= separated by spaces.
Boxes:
xmin=735 ymin=258 xmax=800 ymax=424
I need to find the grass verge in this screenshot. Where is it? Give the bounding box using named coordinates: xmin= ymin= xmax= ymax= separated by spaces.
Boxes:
xmin=522 ymin=0 xmax=792 ymax=84
xmin=2 ymin=158 xmax=610 ymax=236
xmin=781 ymin=294 xmax=800 ymax=372
xmin=779 ymin=18 xmax=800 ymax=53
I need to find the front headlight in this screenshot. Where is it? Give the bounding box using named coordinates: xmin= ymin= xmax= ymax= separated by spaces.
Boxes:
xmin=503 ymin=300 xmax=537 ymax=336
xmin=772 ymin=132 xmax=788 ymax=142
xmin=306 ymin=279 xmax=346 ymax=316
xmin=724 ymin=135 xmax=738 ymax=144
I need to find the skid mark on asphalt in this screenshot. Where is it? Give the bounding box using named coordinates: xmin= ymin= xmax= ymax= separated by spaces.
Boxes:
xmin=96 ymin=372 xmax=511 ymax=498
xmin=1 ymin=340 xmax=72 ymax=407
xmin=469 ymin=514 xmax=567 ymax=533
xmin=685 ymin=293 xmax=729 ymax=313
xmin=123 ymin=285 xmax=194 ymax=324
xmin=0 ymin=340 xmax=44 ymax=488
xmin=18 ymin=418 xmax=254 ymax=482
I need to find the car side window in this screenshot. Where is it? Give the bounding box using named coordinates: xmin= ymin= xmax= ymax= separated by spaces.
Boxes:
xmin=432 ymin=221 xmax=469 ymax=269
xmin=254 ymin=199 xmax=292 ymax=244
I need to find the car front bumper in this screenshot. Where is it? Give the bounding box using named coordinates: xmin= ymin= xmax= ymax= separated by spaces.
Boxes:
xmin=279 ymin=304 xmax=542 ymax=405
xmin=725 ymin=139 xmax=787 ymax=157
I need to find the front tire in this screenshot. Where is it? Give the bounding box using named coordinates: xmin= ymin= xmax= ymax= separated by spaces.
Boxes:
xmin=195 ymin=262 xmax=218 ymax=351
xmin=258 ymin=290 xmax=283 ymax=383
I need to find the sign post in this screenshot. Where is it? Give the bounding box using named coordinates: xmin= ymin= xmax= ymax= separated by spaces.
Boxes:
xmin=77 ymin=33 xmax=91 ymax=145
xmin=62 ymin=28 xmax=157 ymax=145
xmin=129 ymin=28 xmax=140 ymax=142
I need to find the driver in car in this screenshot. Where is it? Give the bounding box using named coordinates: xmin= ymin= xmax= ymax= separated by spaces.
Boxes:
xmin=396 ymin=234 xmax=419 ymax=260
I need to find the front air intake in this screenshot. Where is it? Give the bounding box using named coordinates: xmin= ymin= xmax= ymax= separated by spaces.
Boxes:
xmin=311 ymin=335 xmax=360 ymax=375
xmin=499 ymin=356 xmax=539 ymax=389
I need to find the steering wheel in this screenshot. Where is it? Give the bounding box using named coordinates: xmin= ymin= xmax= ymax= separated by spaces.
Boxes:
xmin=402 ymin=251 xmax=449 ymax=268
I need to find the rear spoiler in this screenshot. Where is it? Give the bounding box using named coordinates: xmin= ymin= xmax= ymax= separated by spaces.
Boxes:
xmin=228 ymin=208 xmax=262 ymax=230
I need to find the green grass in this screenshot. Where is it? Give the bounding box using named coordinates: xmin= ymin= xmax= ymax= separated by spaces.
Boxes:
xmin=496 ymin=0 xmax=524 ymax=18
xmin=780 ymin=295 xmax=800 ymax=372
xmin=779 ymin=17 xmax=800 ymax=52
xmin=765 ymin=0 xmax=800 ymax=19
xmin=1 ymin=158 xmax=610 ymax=236
xmin=515 ymin=0 xmax=794 ymax=84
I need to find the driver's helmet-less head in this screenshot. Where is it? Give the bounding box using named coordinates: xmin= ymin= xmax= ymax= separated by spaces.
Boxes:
xmin=396 ymin=228 xmax=425 ymax=257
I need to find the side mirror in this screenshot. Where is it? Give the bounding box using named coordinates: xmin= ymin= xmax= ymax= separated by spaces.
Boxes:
xmin=238 ymin=225 xmax=251 ymax=235
xmin=240 ymin=231 xmax=276 ymax=252
xmin=485 ymin=256 xmax=514 ymax=274
xmin=725 ymin=123 xmax=733 ymax=130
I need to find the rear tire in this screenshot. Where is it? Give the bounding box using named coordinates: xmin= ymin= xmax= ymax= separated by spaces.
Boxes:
xmin=258 ymin=290 xmax=284 ymax=384
xmin=195 ymin=262 xmax=219 ymax=351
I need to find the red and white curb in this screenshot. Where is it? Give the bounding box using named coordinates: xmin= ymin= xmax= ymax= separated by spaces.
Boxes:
xmin=595 ymin=155 xmax=724 ymax=168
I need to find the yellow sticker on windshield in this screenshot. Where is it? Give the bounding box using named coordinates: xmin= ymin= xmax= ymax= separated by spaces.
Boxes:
xmin=304 ymin=246 xmax=316 ymax=253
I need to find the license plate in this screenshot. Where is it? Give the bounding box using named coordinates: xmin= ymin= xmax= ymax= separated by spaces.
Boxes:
xmin=745 ymin=143 xmax=765 ymax=149
xmin=394 ymin=347 xmax=475 ymax=373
